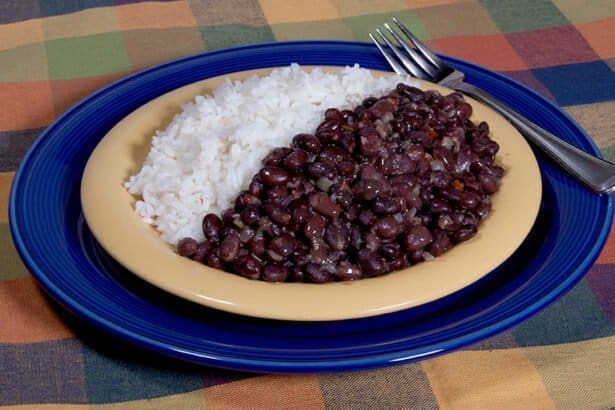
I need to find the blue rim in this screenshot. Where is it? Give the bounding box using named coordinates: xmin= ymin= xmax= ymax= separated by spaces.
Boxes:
xmin=9 ymin=40 xmax=613 ymax=373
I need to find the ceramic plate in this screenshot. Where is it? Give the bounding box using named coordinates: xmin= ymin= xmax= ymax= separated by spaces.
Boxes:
xmin=10 ymin=41 xmax=612 ymax=372
xmin=80 ymin=67 xmax=541 ymax=321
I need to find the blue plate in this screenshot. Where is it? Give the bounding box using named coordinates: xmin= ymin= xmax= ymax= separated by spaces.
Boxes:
xmin=9 ymin=41 xmax=613 ymax=373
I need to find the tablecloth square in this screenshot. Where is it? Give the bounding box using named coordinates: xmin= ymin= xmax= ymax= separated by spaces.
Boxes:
xmin=563 ymin=101 xmax=615 ymax=150
xmin=188 ymin=0 xmax=269 ymax=26
xmin=0 ymin=276 xmax=75 ymax=342
xmin=81 ymin=344 xmax=204 ymax=404
xmin=576 ymin=19 xmax=615 ymax=61
xmin=500 ymin=69 xmax=557 ymax=102
xmin=460 ymin=330 xmax=518 ymax=350
xmin=426 ymin=34 xmax=528 ymax=71
xmin=123 ymin=27 xmax=205 ymax=70
xmin=329 ymin=0 xmax=406 ymax=18
xmin=39 ymin=0 xmax=113 ymax=18
xmin=115 ymin=1 xmax=198 ymax=30
xmin=413 ymin=1 xmax=501 ymax=39
xmin=403 ymin=0 xmax=461 ymax=10
xmin=0 ymin=43 xmax=49 ymax=82
xmin=511 ymin=278 xmax=613 ymax=347
xmin=0 ymin=225 xmax=31 ymax=280
xmin=0 ymin=173 xmax=11 ymax=221
xmin=551 ymin=0 xmax=615 ymax=24
xmin=586 ymin=264 xmax=615 ymax=325
xmin=270 ymin=20 xmax=354 ymax=41
xmin=203 ymin=375 xmax=325 ymax=410
xmin=607 ymin=56 xmax=615 ymax=70
xmin=258 ymin=0 xmax=339 ymax=24
xmin=40 ymin=6 xmax=120 ymax=41
xmin=0 ymin=129 xmax=44 ymax=172
xmin=0 ymin=0 xmax=40 ymax=24
xmin=505 ymin=25 xmax=600 ymax=69
xmin=49 ymin=72 xmax=128 ymax=117
xmin=201 ymin=368 xmax=252 ymax=389
xmin=89 ymin=390 xmax=207 ymax=409
xmin=0 ymin=82 xmax=54 ymax=131
xmin=596 ymin=221 xmax=615 ymax=264
xmin=532 ymin=60 xmax=615 ymax=106
xmin=342 ymin=10 xmax=427 ymax=42
xmin=421 ymin=348 xmax=554 ymax=409
xmin=319 ymin=364 xmax=438 ymax=409
xmin=0 ymin=17 xmax=44 ymax=51
xmin=480 ymin=0 xmax=570 ymax=33
xmin=0 ymin=339 xmax=88 ymax=405
xmin=44 ymin=33 xmax=131 ymax=80
xmin=522 ymin=336 xmax=615 ymax=409
xmin=200 ymin=24 xmax=275 ymax=51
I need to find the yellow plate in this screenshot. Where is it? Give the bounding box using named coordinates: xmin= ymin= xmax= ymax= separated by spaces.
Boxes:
xmin=81 ymin=67 xmax=542 ymax=321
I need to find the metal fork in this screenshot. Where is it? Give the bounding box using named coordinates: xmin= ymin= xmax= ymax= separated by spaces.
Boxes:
xmin=370 ymin=18 xmax=615 ymax=194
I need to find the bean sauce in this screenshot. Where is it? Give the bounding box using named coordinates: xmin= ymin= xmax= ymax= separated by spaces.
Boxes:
xmin=178 ymin=84 xmax=503 ymax=282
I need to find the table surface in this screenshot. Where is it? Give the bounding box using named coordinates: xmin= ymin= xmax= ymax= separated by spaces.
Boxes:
xmin=1 ymin=1 xmax=614 ymax=408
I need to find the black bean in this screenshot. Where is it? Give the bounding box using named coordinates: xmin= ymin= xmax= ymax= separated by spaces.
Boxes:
xmin=177 ymin=237 xmax=198 ymax=257
xmin=218 ymin=233 xmax=240 ymax=262
xmin=452 ymin=224 xmax=478 ymax=243
xmin=259 ymin=166 xmax=290 ymax=186
xmin=206 ymin=253 xmax=225 ymax=270
xmin=372 ymin=215 xmax=403 ymax=239
xmin=308 ymin=192 xmax=341 ymax=218
xmin=304 ymin=214 xmax=326 ymax=240
xmin=325 ymin=222 xmax=349 ymax=251
xmin=305 ymin=262 xmax=333 ymax=283
xmin=268 ymin=234 xmax=295 ymax=261
xmin=263 ymin=147 xmax=292 ymax=166
xmin=202 ymin=214 xmax=223 ymax=242
xmin=403 ymin=225 xmax=433 ymax=251
xmin=283 ymin=149 xmax=308 ymax=172
xmin=335 ymin=261 xmax=363 ymax=280
xmin=358 ymin=249 xmax=387 ymax=276
xmin=293 ymin=133 xmax=322 ymax=153
xmin=240 ymin=205 xmax=261 ymax=225
xmin=262 ymin=264 xmax=289 ymax=282
xmin=233 ymin=254 xmax=262 ymax=279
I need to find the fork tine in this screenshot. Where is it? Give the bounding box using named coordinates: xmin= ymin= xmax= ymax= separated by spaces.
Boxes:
xmin=383 ymin=22 xmax=439 ymax=79
xmin=373 ymin=29 xmax=428 ymax=80
xmin=368 ymin=33 xmax=406 ymax=76
xmin=391 ymin=17 xmax=445 ymax=71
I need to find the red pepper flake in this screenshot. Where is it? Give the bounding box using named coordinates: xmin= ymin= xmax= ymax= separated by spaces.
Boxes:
xmin=427 ymin=129 xmax=437 ymax=142
xmin=452 ymin=179 xmax=464 ymax=191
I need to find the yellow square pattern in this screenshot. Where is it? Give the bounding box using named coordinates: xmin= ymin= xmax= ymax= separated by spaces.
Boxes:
xmin=41 ymin=7 xmax=120 ymax=40
xmin=422 ymin=349 xmax=555 ymax=409
xmin=115 ymin=2 xmax=199 ymax=31
xmin=0 ymin=18 xmax=44 ymax=51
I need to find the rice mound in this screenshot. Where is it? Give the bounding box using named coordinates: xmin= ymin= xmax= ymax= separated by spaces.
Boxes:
xmin=125 ymin=64 xmax=412 ymax=245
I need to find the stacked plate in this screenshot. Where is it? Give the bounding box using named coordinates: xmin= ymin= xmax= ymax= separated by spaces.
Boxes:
xmin=9 ymin=41 xmax=613 ymax=373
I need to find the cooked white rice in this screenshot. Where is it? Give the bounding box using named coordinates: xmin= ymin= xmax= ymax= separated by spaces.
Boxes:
xmin=125 ymin=64 xmax=413 ymax=245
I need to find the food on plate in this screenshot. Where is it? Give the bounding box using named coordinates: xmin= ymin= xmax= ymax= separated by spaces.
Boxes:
xmin=125 ymin=65 xmax=502 ymax=283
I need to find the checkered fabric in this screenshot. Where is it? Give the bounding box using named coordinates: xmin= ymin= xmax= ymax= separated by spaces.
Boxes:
xmin=1 ymin=1 xmax=613 ymax=408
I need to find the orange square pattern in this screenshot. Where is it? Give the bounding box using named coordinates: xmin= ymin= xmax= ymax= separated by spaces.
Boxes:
xmin=0 ymin=277 xmax=74 ymax=343
xmin=204 ymin=375 xmax=325 ymax=409
xmin=50 ymin=72 xmax=131 ymax=117
xmin=576 ymin=18 xmax=615 ymax=60
xmin=258 ymin=0 xmax=339 ymax=24
xmin=0 ymin=81 xmax=55 ymax=131
xmin=427 ymin=34 xmax=528 ymax=71
xmin=116 ymin=1 xmax=198 ymax=30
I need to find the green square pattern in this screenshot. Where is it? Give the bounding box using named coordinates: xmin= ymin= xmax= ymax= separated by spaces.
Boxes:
xmin=480 ymin=0 xmax=571 ymax=33
xmin=0 ymin=43 xmax=49 ymax=82
xmin=272 ymin=20 xmax=354 ymax=41
xmin=343 ymin=10 xmax=428 ymax=42
xmin=552 ymin=0 xmax=615 ymax=24
xmin=0 ymin=224 xmax=31 ymax=281
xmin=511 ymin=280 xmax=613 ymax=347
xmin=200 ymin=24 xmax=275 ymax=50
xmin=330 ymin=0 xmax=407 ymax=18
xmin=45 ymin=32 xmax=131 ymax=80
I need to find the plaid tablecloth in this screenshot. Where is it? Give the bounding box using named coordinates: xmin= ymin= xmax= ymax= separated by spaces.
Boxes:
xmin=1 ymin=1 xmax=614 ymax=408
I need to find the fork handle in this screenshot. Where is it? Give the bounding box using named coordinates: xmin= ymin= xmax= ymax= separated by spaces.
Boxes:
xmin=454 ymin=82 xmax=615 ymax=194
